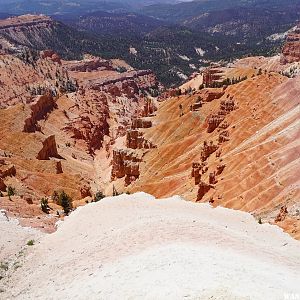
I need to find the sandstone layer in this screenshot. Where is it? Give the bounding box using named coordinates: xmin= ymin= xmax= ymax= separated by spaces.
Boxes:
xmin=282 ymin=25 xmax=300 ymax=64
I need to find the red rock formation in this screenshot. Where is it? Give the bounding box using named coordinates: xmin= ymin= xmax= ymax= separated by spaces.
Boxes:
xmin=219 ymin=121 xmax=230 ymax=129
xmin=64 ymin=56 xmax=112 ymax=72
xmin=218 ymin=130 xmax=230 ymax=144
xmin=88 ymin=70 xmax=160 ymax=94
xmin=140 ymin=98 xmax=157 ymax=117
xmin=124 ymin=162 xmax=140 ymax=186
xmin=206 ymin=98 xmax=237 ymax=133
xmin=24 ymin=94 xmax=57 ymax=133
xmin=56 ymin=161 xmax=63 ymax=174
xmin=0 ymin=160 xmax=9 ymax=191
xmin=126 ymin=130 xmax=142 ymax=149
xmin=209 ymin=172 xmax=217 ymax=185
xmin=0 ymin=15 xmax=58 ymax=56
xmin=220 ymin=98 xmax=237 ymax=114
xmin=201 ymin=89 xmax=225 ymax=102
xmin=126 ymin=130 xmax=155 ymax=150
xmin=275 ymin=205 xmax=288 ymax=223
xmin=80 ymin=185 xmax=92 ymax=198
xmin=201 ymin=141 xmax=219 ymax=162
xmin=191 ymin=102 xmax=202 ymax=111
xmin=216 ymin=164 xmax=226 ymax=176
xmin=197 ymin=181 xmax=211 ymax=201
xmin=131 ymin=118 xmax=152 ymax=129
xmin=206 ymin=114 xmax=225 ymax=133
xmin=281 ymin=26 xmax=300 ymax=63
xmin=191 ymin=162 xmax=202 ymax=185
xmin=111 ymin=149 xmax=142 ymax=185
xmin=36 ymin=135 xmax=60 ymax=160
xmin=40 ymin=50 xmax=61 ymax=65
xmin=203 ymin=68 xmax=222 ymax=86
xmin=121 ymin=80 xmax=139 ymax=98
xmin=66 ymin=69 xmax=161 ymax=153
xmin=64 ymin=114 xmax=109 ymax=155
xmin=215 ymin=149 xmax=222 ymax=158
xmin=158 ymin=88 xmax=179 ymax=101
xmin=0 ymin=54 xmax=69 ymax=108
xmin=0 ymin=163 xmax=16 ymax=178
xmin=0 ymin=15 xmax=52 ymax=29
xmin=111 ymin=150 xmax=126 ymax=179
xmin=0 ymin=177 xmax=6 ymax=191
xmin=191 ymin=162 xmax=200 ymax=176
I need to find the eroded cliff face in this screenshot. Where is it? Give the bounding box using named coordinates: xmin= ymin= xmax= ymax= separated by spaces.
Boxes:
xmin=111 ymin=149 xmax=142 ymax=186
xmin=203 ymin=68 xmax=223 ymax=86
xmin=23 ymin=94 xmax=57 ymax=132
xmin=40 ymin=50 xmax=61 ymax=65
xmin=0 ymin=50 xmax=75 ymax=108
xmin=63 ymin=56 xmax=112 ymax=72
xmin=36 ymin=135 xmax=60 ymax=160
xmin=110 ymin=107 xmax=157 ymax=187
xmin=226 ymin=24 xmax=300 ymax=79
xmin=0 ymin=49 xmax=162 ymax=231
xmin=124 ymin=70 xmax=300 ymax=239
xmin=0 ymin=15 xmax=53 ymax=51
xmin=62 ymin=92 xmax=110 ymax=155
xmin=126 ymin=130 xmax=156 ymax=150
xmin=59 ymin=58 xmax=161 ymax=155
xmin=281 ymin=25 xmax=300 ymax=63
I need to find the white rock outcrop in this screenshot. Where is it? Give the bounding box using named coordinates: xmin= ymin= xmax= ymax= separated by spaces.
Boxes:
xmin=1 ymin=192 xmax=300 ymax=299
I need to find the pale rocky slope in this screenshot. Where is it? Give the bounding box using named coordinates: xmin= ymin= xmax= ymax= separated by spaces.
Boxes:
xmin=1 ymin=193 xmax=300 ymax=300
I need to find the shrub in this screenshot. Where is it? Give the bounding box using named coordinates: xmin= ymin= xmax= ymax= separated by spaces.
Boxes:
xmin=40 ymin=198 xmax=50 ymax=214
xmin=94 ymin=191 xmax=105 ymax=202
xmin=258 ymin=217 xmax=262 ymax=224
xmin=52 ymin=190 xmax=73 ymax=215
xmin=59 ymin=191 xmax=73 ymax=215
xmin=7 ymin=186 xmax=15 ymax=197
xmin=0 ymin=261 xmax=8 ymax=271
xmin=112 ymin=185 xmax=119 ymax=196
xmin=27 ymin=240 xmax=34 ymax=246
xmin=117 ymin=66 xmax=127 ymax=73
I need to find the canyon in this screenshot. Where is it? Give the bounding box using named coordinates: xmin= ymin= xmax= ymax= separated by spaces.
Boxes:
xmin=111 ymin=26 xmax=300 ymax=239
xmin=0 ymin=12 xmax=299 ymax=300
xmin=0 ymin=16 xmax=299 ymax=240
xmin=0 ymin=35 xmax=161 ymax=230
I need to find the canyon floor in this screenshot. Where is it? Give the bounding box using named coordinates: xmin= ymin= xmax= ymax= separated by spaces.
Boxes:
xmin=1 ymin=193 xmax=300 ymax=300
